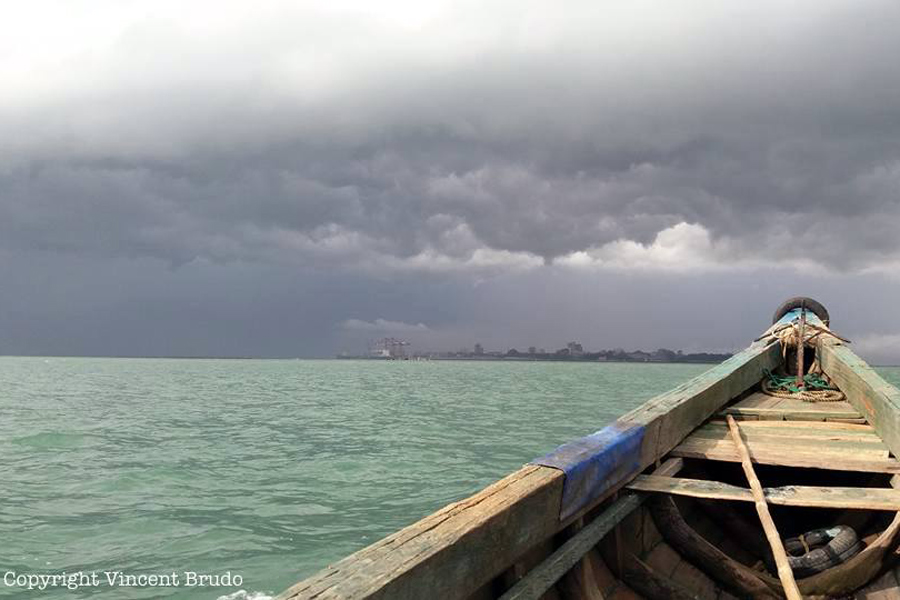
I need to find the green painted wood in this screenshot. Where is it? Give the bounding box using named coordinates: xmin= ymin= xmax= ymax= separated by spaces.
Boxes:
xmin=819 ymin=341 xmax=900 ymax=458
xmin=498 ymin=458 xmax=683 ymax=600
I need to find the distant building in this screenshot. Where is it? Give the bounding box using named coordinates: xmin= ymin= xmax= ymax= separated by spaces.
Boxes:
xmin=528 ymin=346 xmax=536 ymax=355
xmin=474 ymin=343 xmax=484 ymax=356
xmin=567 ymin=341 xmax=584 ymax=357
xmin=370 ymin=337 xmax=409 ymax=359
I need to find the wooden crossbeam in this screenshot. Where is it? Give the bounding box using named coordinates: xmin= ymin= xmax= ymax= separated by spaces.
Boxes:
xmin=628 ymin=475 xmax=900 ymax=511
xmin=688 ymin=425 xmax=889 ymax=453
xmin=701 ymin=421 xmax=880 ymax=439
xmin=671 ymin=437 xmax=900 ymax=473
xmin=719 ymin=392 xmax=863 ymax=421
xmin=714 ymin=419 xmax=874 ymax=431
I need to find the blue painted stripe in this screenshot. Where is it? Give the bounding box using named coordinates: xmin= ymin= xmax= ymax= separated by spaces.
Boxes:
xmin=531 ymin=423 xmax=645 ymax=521
xmin=776 ymin=308 xmax=824 ymax=327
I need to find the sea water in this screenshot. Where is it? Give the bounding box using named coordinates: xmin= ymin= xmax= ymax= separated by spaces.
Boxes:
xmin=2 ymin=357 xmax=896 ymax=599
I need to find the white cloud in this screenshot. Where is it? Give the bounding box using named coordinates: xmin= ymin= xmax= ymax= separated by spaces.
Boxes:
xmin=850 ymin=334 xmax=900 ymax=366
xmin=555 ymin=222 xmax=828 ymax=273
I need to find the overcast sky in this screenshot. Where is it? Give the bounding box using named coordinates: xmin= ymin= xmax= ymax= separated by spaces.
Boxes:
xmin=3 ymin=1 xmax=900 ymax=361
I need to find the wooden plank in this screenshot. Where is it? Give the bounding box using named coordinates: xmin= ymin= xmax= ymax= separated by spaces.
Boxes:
xmin=705 ymin=420 xmax=877 ymax=437
xmin=691 ymin=424 xmax=889 ymax=451
xmin=820 ymin=340 xmax=900 ymax=458
xmin=855 ymin=568 xmax=900 ymax=599
xmin=716 ymin=419 xmax=874 ymax=431
xmin=277 ymin=337 xmax=781 ymax=600
xmin=671 ymin=438 xmax=900 ymax=472
xmin=497 ymin=459 xmax=682 ymax=600
xmin=722 ymin=406 xmax=863 ymax=420
xmin=277 ymin=464 xmax=564 ymax=600
xmin=628 ymin=475 xmax=900 ymax=510
xmin=675 ymin=435 xmax=891 ymax=460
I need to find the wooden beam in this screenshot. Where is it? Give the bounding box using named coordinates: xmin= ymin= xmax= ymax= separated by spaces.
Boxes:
xmin=688 ymin=425 xmax=889 ymax=453
xmin=726 ymin=415 xmax=801 ymax=600
xmin=277 ymin=465 xmax=564 ymax=600
xmin=819 ymin=340 xmax=900 ymax=458
xmin=628 ymin=475 xmax=900 ymax=510
xmin=497 ymin=459 xmax=682 ymax=600
xmin=721 ymin=405 xmax=863 ymax=420
xmin=715 ymin=419 xmax=874 ymax=431
xmin=702 ymin=420 xmax=879 ymax=438
xmin=671 ymin=437 xmax=900 ymax=472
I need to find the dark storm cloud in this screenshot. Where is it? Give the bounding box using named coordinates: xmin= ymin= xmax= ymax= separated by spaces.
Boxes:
xmin=3 ymin=1 xmax=900 ymax=274
xmin=4 ymin=1 xmax=900 ymax=359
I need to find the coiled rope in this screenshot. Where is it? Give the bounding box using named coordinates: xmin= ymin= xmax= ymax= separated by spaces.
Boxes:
xmin=758 ymin=315 xmax=848 ymax=402
xmin=761 ymin=370 xmax=845 ymax=403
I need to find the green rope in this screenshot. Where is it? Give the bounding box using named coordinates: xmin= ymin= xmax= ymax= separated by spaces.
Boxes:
xmin=763 ymin=369 xmax=837 ymax=394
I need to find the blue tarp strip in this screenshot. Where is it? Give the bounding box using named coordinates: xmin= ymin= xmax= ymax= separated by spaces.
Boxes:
xmin=530 ymin=423 xmax=645 ymax=521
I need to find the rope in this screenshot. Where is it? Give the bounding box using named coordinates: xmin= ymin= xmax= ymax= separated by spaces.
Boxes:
xmin=762 ymin=369 xmax=845 ymax=403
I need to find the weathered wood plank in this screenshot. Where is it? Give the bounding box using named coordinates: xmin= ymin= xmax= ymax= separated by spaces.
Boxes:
xmin=675 ymin=435 xmax=892 ymax=459
xmin=628 ymin=475 xmax=900 ymax=510
xmin=277 ymin=465 xmax=564 ymax=600
xmin=703 ymin=420 xmax=878 ymax=438
xmin=671 ymin=438 xmax=900 ymax=472
xmin=855 ymin=568 xmax=900 ymax=600
xmin=715 ymin=419 xmax=874 ymax=431
xmin=690 ymin=424 xmax=889 ymax=452
xmin=498 ymin=459 xmax=682 ymax=600
xmin=819 ymin=340 xmax=900 ymax=458
xmin=721 ymin=406 xmax=863 ymax=420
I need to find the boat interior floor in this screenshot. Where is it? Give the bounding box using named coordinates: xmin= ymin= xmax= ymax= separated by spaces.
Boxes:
xmin=610 ymin=384 xmax=900 ymax=599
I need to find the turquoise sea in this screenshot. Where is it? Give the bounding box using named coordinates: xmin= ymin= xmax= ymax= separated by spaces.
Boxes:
xmin=3 ymin=357 xmax=898 ymax=599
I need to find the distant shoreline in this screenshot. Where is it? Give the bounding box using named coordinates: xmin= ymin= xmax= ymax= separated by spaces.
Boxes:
xmin=2 ymin=355 xmax=899 ymax=368
xmin=335 ymin=356 xmax=730 ymax=364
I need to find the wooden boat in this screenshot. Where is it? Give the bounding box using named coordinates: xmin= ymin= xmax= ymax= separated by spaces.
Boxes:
xmin=278 ymin=298 xmax=900 ymax=600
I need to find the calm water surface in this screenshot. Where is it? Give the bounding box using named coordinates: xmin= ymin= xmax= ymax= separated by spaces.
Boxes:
xmin=2 ymin=357 xmax=897 ymax=599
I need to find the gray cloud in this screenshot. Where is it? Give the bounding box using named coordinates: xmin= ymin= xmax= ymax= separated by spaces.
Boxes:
xmin=3 ymin=1 xmax=900 ymax=274
xmin=4 ymin=1 xmax=900 ymax=358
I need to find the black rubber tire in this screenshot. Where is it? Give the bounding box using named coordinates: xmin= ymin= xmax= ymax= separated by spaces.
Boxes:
xmin=765 ymin=526 xmax=861 ymax=578
xmin=772 ymin=296 xmax=830 ymax=326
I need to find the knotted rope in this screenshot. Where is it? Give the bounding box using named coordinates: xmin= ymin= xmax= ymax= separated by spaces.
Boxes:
xmin=760 ymin=319 xmax=847 ymax=402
